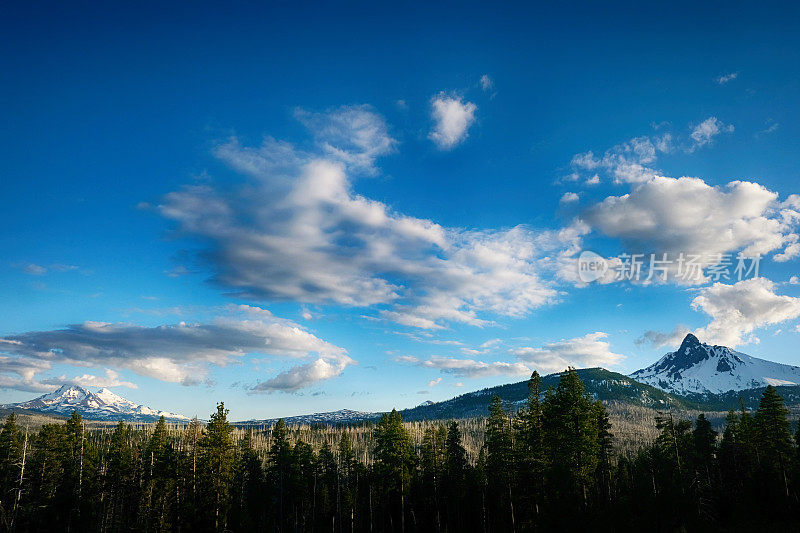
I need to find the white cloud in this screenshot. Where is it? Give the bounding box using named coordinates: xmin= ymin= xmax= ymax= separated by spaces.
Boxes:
xmin=635 ymin=325 xmax=692 ymax=348
xmin=428 ymin=377 xmax=442 ymax=387
xmin=22 ymin=264 xmax=47 ymax=275
xmin=252 ymin=355 xmax=355 ymax=392
xmin=480 ymin=74 xmax=493 ymax=91
xmin=583 ymin=177 xmax=800 ymax=268
xmin=41 ymin=369 xmax=138 ymax=389
xmin=570 ymin=134 xmax=671 ymax=184
xmin=560 ymin=192 xmax=579 ymax=203
xmin=789 ymin=276 xmax=800 ymax=285
xmin=774 ymin=241 xmax=800 ymax=262
xmin=161 ymin=110 xmax=577 ymax=329
xmin=511 ymin=332 xmax=624 ymax=374
xmin=428 ymin=94 xmax=477 ymax=150
xmin=294 ymin=104 xmax=397 ymax=174
xmin=692 ymin=278 xmax=800 ymax=347
xmin=568 ymin=117 xmax=732 ymax=184
xmin=717 ymin=72 xmax=738 ymax=84
xmin=689 ymin=117 xmax=734 ymax=151
xmin=397 ymin=355 xmax=531 ymax=378
xmin=757 ymin=122 xmax=779 ymax=137
xmin=460 ymin=338 xmax=503 ymax=356
xmin=0 ymin=308 xmax=351 ymax=392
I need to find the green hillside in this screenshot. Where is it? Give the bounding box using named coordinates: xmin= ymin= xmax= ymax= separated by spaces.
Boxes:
xmin=399 ymin=368 xmax=685 ymax=421
xmin=398 ymin=368 xmax=800 ymax=421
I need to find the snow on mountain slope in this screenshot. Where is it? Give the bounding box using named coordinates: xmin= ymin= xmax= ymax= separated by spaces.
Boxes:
xmin=631 ymin=334 xmax=800 ymax=395
xmin=240 ymin=409 xmax=377 ymax=426
xmin=3 ymin=385 xmax=190 ymax=422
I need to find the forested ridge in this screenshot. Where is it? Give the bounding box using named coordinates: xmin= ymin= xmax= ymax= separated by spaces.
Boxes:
xmin=0 ymin=369 xmax=798 ymax=531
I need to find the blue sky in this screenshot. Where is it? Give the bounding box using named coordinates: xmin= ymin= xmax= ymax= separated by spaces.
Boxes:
xmin=2 ymin=2 xmax=800 ymax=420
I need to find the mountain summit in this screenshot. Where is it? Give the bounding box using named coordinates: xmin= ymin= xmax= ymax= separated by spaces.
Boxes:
xmin=3 ymin=385 xmax=190 ymax=422
xmin=630 ymin=334 xmax=800 ymax=394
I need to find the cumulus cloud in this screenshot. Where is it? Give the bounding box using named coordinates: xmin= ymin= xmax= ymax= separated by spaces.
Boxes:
xmin=582 ymin=177 xmax=800 ymax=273
xmin=689 ymin=117 xmax=734 ymax=151
xmin=161 ymin=107 xmax=577 ymax=330
xmin=396 ymin=355 xmax=530 ymax=378
xmin=252 ymin=355 xmax=355 ymax=392
xmin=480 ymin=75 xmax=493 ymax=91
xmin=692 ymin=278 xmax=800 ymax=347
xmin=511 ymin=332 xmax=624 ymax=374
xmin=428 ymin=94 xmax=477 ymax=150
xmin=560 ymin=192 xmax=579 ymax=204
xmin=0 ymin=308 xmax=351 ymax=392
xmin=717 ymin=72 xmax=738 ymax=84
xmin=428 ymin=377 xmax=442 ymax=387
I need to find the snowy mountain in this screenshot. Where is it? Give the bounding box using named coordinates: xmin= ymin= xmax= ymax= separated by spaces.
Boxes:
xmin=2 ymin=385 xmax=191 ymax=422
xmin=239 ymin=409 xmax=378 ymax=426
xmin=630 ymin=333 xmax=800 ymax=395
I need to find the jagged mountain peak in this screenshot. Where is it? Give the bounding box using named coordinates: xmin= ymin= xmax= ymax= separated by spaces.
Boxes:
xmin=631 ymin=335 xmax=800 ymax=395
xmin=679 ymin=333 xmax=700 ymax=350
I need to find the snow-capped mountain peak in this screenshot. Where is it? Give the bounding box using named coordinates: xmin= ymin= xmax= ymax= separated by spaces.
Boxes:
xmin=630 ymin=334 xmax=800 ymax=394
xmin=3 ymin=385 xmax=190 ymax=422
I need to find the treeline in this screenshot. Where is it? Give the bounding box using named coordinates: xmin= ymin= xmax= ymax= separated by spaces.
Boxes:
xmin=0 ymin=369 xmax=798 ymax=531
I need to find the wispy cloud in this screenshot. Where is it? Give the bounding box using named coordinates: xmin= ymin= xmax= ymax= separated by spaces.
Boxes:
xmin=689 ymin=117 xmax=734 ymax=151
xmin=14 ymin=263 xmax=80 ymax=276
xmin=294 ymin=104 xmax=397 ymax=174
xmin=568 ymin=116 xmax=733 ymax=183
xmin=716 ymin=72 xmax=738 ymax=85
xmin=396 ymin=354 xmax=530 ymax=378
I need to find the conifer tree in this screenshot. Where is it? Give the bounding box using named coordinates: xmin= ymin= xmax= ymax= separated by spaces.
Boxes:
xmin=754 ymin=386 xmax=793 ymax=498
xmin=199 ymin=402 xmax=235 ymax=531
xmin=268 ymin=418 xmax=292 ymax=529
xmin=0 ymin=413 xmax=22 ymax=498
xmin=542 ymin=368 xmax=600 ymax=507
xmin=485 ymin=395 xmax=515 ymax=530
xmin=374 ymin=409 xmax=413 ymax=531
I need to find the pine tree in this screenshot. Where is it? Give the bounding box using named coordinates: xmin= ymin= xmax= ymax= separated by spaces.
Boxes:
xmin=754 ymin=386 xmax=793 ymax=498
xmin=0 ymin=413 xmax=23 ymax=498
xmin=105 ymin=421 xmax=133 ymax=530
xmin=199 ymin=402 xmax=235 ymax=531
xmin=145 ymin=416 xmax=169 ymax=478
xmin=594 ymin=400 xmax=614 ymax=504
xmin=542 ymin=368 xmax=600 ymax=507
xmin=268 ymin=418 xmax=292 ymax=529
xmin=231 ymin=428 xmax=262 ymax=530
xmin=338 ymin=431 xmax=359 ymax=533
xmin=692 ymin=414 xmax=717 ymax=474
xmin=485 ymin=395 xmax=515 ymax=530
xmin=374 ymin=409 xmax=413 ymax=531
xmin=443 ymin=421 xmax=467 ymax=531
